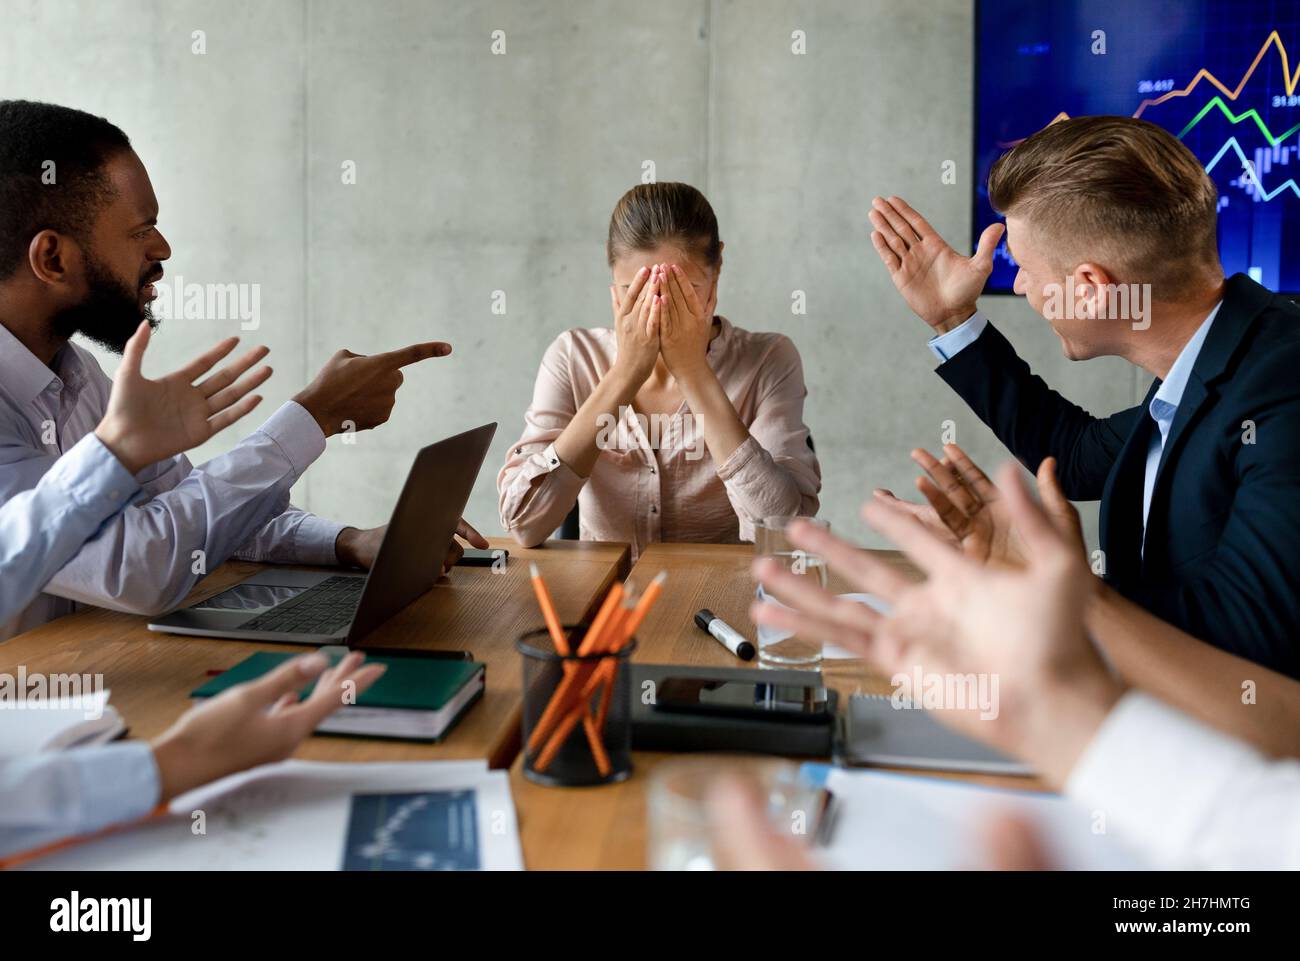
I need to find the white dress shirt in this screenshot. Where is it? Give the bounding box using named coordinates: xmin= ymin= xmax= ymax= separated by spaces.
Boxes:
xmin=0 ymin=742 xmax=160 ymax=859
xmin=1066 ymin=691 xmax=1300 ymax=869
xmin=929 ymin=305 xmax=1222 ymax=545
xmin=0 ymin=323 xmax=345 ymax=639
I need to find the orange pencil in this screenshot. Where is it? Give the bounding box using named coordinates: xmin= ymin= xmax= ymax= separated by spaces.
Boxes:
xmin=527 ymin=583 xmax=623 ymax=754
xmin=528 ymin=562 xmax=570 ymax=656
xmin=618 ymin=570 xmax=666 ymax=639
xmin=576 ymin=599 xmax=633 ymax=775
xmin=577 ymin=581 xmax=626 ymax=656
xmin=580 ymin=570 xmax=666 ymax=701
xmin=579 ymin=570 xmax=668 ymax=746
xmin=582 ymin=712 xmax=612 ymax=776
xmin=535 ymin=600 xmax=637 ymax=775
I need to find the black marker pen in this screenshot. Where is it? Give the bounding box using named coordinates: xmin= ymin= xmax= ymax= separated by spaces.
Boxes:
xmin=694 ymin=608 xmax=756 ymax=661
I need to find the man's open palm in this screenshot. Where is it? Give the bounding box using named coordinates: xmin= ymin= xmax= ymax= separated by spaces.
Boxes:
xmin=96 ymin=321 xmax=271 ymax=474
xmin=869 ymin=195 xmax=1004 ymax=332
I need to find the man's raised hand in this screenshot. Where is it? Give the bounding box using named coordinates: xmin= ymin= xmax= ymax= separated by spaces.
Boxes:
xmin=868 ymin=195 xmax=1004 ymax=333
xmin=95 ymin=321 xmax=271 ymax=475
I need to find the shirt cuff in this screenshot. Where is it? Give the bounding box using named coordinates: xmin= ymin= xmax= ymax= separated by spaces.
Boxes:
xmin=927 ymin=312 xmax=988 ymax=363
xmin=49 ymin=434 xmax=140 ymax=512
xmin=537 ymin=442 xmax=568 ymax=476
xmin=526 ymin=442 xmax=585 ymax=487
xmin=68 ymin=741 xmax=162 ymax=837
xmin=292 ymin=513 xmax=349 ymax=567
xmin=715 ymin=434 xmax=762 ymax=482
xmin=257 ymin=401 xmax=327 ymax=477
xmin=1064 ymin=691 xmax=1265 ymax=866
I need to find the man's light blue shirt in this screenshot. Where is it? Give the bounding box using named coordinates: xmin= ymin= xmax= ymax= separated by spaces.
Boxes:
xmin=0 ymin=432 xmax=161 ymax=860
xmin=927 ymin=312 xmax=989 ymax=363
xmin=0 ymin=432 xmax=138 ymax=621
xmin=0 ymin=743 xmax=161 ymax=859
xmin=1140 ymin=303 xmax=1221 ymax=536
xmin=0 ymin=322 xmax=345 ymax=639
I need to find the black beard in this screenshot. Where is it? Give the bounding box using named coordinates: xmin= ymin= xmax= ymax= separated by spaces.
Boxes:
xmin=51 ymin=255 xmax=156 ymax=354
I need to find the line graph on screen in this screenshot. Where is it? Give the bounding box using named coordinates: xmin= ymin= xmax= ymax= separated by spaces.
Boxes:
xmin=977 ymin=2 xmax=1300 ymax=293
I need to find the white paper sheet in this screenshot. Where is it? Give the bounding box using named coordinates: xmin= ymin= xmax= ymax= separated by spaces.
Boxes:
xmin=22 ymin=759 xmax=523 ymax=871
xmin=0 ymin=690 xmax=116 ymax=758
xmin=818 ymin=767 xmax=1146 ymax=870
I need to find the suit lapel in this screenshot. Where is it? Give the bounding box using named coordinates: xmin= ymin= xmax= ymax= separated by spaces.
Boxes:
xmin=1100 ymin=382 xmax=1157 ymax=584
xmin=1135 ymin=273 xmax=1267 ymax=573
xmin=1142 ymin=376 xmax=1210 ymax=572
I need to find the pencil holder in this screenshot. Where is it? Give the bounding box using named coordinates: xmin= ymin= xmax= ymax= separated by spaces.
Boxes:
xmin=518 ymin=625 xmax=636 ymax=787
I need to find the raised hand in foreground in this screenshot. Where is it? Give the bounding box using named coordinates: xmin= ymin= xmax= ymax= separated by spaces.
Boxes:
xmin=752 ymin=461 xmax=1123 ymax=788
xmin=151 ymin=651 xmax=386 ymax=802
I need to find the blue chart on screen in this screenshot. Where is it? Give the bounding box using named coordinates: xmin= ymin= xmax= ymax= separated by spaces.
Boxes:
xmin=342 ymin=790 xmax=480 ymax=871
xmin=976 ymin=0 xmax=1300 ymax=293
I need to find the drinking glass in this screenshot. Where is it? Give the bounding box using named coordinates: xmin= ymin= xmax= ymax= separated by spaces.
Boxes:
xmin=753 ymin=516 xmax=830 ymax=669
xmin=646 ymin=758 xmax=821 ymax=870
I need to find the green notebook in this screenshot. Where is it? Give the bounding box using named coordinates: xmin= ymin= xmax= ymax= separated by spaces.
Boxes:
xmin=192 ymin=651 xmax=485 ymax=742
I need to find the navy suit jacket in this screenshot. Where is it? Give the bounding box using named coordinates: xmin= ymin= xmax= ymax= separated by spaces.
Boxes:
xmin=936 ymin=274 xmax=1300 ymax=677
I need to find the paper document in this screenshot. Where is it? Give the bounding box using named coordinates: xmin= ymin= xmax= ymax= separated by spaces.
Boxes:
xmin=815 ymin=767 xmax=1146 ymax=870
xmin=0 ymin=690 xmax=122 ymax=758
xmin=21 ymin=759 xmax=523 ymax=871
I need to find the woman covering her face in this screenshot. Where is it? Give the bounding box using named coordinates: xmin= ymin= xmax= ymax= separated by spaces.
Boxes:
xmin=498 ymin=182 xmax=821 ymax=560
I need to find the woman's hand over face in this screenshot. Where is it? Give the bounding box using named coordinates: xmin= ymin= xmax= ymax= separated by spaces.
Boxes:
xmin=658 ymin=262 xmax=714 ymax=381
xmin=609 ymin=265 xmax=661 ymax=386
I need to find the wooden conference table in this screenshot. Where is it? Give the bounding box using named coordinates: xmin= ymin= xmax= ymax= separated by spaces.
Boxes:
xmin=1 ymin=538 xmax=1041 ymax=869
xmin=509 ymin=542 xmax=1045 ymax=869
xmin=0 ymin=537 xmax=629 ymax=771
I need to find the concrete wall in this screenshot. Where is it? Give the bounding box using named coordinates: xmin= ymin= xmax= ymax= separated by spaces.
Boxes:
xmin=2 ymin=0 xmax=1143 ymax=549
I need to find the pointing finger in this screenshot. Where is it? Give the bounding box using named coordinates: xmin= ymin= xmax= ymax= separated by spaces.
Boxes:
xmin=376 ymin=341 xmax=453 ymax=368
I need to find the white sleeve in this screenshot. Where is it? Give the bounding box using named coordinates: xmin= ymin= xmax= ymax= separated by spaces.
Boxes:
xmin=1065 ymin=691 xmax=1300 ymax=869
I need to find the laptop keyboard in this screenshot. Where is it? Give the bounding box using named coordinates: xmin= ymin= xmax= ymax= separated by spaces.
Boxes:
xmin=239 ymin=575 xmax=366 ymax=635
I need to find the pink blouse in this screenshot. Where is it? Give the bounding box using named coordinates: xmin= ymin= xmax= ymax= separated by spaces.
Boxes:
xmin=497 ymin=317 xmax=821 ymax=560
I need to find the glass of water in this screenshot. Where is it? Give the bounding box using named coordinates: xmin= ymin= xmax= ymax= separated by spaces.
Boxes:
xmin=646 ymin=757 xmax=821 ymax=871
xmin=753 ymin=516 xmax=830 ymax=670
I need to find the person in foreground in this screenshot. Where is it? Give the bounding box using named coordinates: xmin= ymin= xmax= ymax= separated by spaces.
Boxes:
xmin=499 ymin=182 xmax=820 ymax=560
xmin=714 ymin=463 xmax=1300 ymax=870
xmin=0 ymin=651 xmax=385 ymax=861
xmin=877 ymin=444 xmax=1300 ymax=760
xmin=869 ymin=115 xmax=1300 ymax=676
xmin=0 ymin=99 xmax=486 ymax=640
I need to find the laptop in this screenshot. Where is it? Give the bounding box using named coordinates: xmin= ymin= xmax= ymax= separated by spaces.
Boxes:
xmin=148 ymin=423 xmax=497 ymax=645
